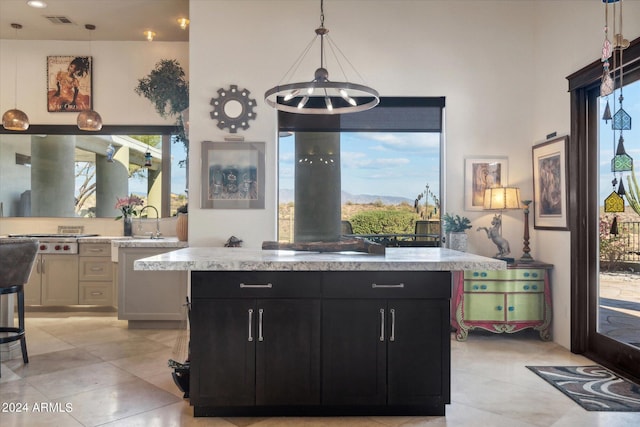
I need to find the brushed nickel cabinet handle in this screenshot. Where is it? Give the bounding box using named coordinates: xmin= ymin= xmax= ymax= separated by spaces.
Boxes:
xmin=248 ymin=309 xmax=254 ymax=342
xmin=372 ymin=283 xmax=405 ymax=288
xmin=380 ymin=308 xmax=385 ymax=341
xmin=258 ymin=308 xmax=264 ymax=342
xmin=90 ymin=267 xmax=103 ymax=272
xmin=390 ymin=308 xmax=396 ymax=342
xmin=41 ymin=258 xmax=45 ymax=274
xmin=91 ymin=291 xmax=103 ymax=296
xmin=36 ymin=258 xmax=41 ymax=274
xmin=240 ymin=283 xmax=273 ymax=288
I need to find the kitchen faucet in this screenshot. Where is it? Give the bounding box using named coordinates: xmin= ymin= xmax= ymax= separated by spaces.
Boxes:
xmin=138 ymin=205 xmax=161 ymax=239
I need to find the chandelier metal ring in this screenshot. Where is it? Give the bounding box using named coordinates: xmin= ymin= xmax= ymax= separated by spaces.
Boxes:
xmin=265 ymin=81 xmax=379 ymax=115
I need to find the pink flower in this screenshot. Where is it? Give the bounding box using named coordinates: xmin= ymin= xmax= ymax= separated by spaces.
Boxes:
xmin=114 ymin=195 xmax=144 ymax=220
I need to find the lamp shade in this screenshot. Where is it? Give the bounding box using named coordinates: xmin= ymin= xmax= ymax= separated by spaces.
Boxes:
xmin=483 ymin=187 xmax=521 ymax=210
xmin=77 ymin=110 xmax=103 ymax=131
xmin=2 ymin=109 xmax=30 ymax=131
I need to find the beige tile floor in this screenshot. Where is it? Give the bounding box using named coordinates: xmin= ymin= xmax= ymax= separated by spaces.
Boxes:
xmin=1 ymin=313 xmax=640 ymax=427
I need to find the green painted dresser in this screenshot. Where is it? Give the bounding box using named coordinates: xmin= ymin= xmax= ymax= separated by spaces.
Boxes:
xmin=452 ymin=262 xmax=553 ymax=341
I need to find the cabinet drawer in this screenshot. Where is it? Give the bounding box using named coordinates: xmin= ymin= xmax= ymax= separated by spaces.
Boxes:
xmin=79 ymin=243 xmax=111 ymax=257
xmin=79 ymin=282 xmax=114 ymax=305
xmin=79 ymin=258 xmax=113 ymax=281
xmin=323 ymin=271 xmax=451 ymax=299
xmin=192 ymin=271 xmax=321 ymax=298
xmin=465 ymin=269 xmax=545 ymax=281
xmin=464 ymin=280 xmax=543 ymax=293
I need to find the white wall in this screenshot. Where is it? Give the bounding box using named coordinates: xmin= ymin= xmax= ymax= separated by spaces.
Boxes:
xmin=0 ymin=40 xmax=188 ymax=125
xmin=186 ymin=0 xmax=640 ymax=349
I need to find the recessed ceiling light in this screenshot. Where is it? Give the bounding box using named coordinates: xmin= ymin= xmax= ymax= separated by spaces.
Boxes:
xmin=177 ymin=18 xmax=189 ymax=30
xmin=144 ymin=30 xmax=156 ymax=42
xmin=27 ymin=0 xmax=47 ymax=8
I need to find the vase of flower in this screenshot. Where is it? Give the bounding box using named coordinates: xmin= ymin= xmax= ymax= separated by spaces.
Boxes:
xmin=115 ymin=195 xmax=144 ymax=236
xmin=123 ymin=216 xmax=133 ymax=237
xmin=175 ymin=204 xmax=188 ymax=241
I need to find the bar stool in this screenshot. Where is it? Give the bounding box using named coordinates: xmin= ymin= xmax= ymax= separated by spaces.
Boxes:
xmin=0 ymin=238 xmax=38 ymax=377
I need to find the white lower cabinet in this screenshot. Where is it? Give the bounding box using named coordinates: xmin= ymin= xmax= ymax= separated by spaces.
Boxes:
xmin=25 ymin=254 xmax=79 ymax=305
xmin=117 ymin=247 xmax=187 ymax=328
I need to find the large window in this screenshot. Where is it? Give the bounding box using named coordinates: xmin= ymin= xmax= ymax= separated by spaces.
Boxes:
xmin=277 ymin=97 xmax=444 ymax=243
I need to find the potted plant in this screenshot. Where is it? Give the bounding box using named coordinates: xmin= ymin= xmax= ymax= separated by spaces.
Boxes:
xmin=442 ymin=213 xmax=472 ymax=252
xmin=135 ymin=59 xmax=189 ymax=150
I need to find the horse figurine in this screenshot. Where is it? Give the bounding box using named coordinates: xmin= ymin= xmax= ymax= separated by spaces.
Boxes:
xmin=477 ymin=214 xmax=511 ymax=257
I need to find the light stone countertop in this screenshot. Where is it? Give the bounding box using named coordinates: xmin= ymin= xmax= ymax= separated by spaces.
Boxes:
xmin=134 ymin=247 xmax=506 ymax=272
xmin=111 ymin=237 xmax=188 ymax=248
xmin=78 ymin=236 xmax=130 ymax=244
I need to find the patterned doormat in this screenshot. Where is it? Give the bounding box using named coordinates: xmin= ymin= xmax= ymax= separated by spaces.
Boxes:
xmin=527 ymin=366 xmax=640 ymax=411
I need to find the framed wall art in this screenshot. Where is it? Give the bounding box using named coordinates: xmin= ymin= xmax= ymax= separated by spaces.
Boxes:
xmin=47 ymin=56 xmax=93 ymax=112
xmin=532 ymin=135 xmax=569 ymax=230
xmin=201 ymin=141 xmax=265 ymax=209
xmin=464 ymin=157 xmax=508 ymax=210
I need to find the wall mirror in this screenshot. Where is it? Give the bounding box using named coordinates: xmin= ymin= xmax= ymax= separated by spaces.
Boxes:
xmin=0 ymin=125 xmax=187 ymax=219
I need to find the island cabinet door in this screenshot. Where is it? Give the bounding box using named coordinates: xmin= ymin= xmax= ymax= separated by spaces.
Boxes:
xmin=190 ymin=299 xmax=256 ymax=407
xmin=255 ymin=299 xmax=321 ymax=406
xmin=322 ymin=299 xmax=387 ymax=405
xmin=387 ymin=299 xmax=450 ymax=405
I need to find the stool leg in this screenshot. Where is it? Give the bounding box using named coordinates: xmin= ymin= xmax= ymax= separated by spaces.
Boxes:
xmin=18 ymin=289 xmax=28 ymax=364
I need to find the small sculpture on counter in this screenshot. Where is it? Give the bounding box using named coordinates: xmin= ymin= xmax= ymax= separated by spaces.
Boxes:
xmin=225 ymin=236 xmax=243 ymax=247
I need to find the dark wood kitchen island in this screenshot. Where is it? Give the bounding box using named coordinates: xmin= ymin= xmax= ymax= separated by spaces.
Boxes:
xmin=135 ymin=247 xmax=505 ymax=417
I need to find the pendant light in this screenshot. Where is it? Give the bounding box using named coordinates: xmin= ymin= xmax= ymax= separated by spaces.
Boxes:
xmin=77 ymin=24 xmax=103 ymax=131
xmin=264 ymin=0 xmax=379 ymax=115
xmin=2 ymin=23 xmax=30 ymax=131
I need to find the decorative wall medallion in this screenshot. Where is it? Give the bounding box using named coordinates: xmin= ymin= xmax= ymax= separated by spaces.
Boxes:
xmin=210 ymin=85 xmax=257 ymax=133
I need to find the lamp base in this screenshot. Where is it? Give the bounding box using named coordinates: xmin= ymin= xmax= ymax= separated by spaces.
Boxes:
xmin=518 ymin=253 xmax=535 ymax=263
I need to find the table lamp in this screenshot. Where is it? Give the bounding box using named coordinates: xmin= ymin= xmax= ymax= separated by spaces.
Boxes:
xmin=478 ymin=186 xmax=521 ymax=263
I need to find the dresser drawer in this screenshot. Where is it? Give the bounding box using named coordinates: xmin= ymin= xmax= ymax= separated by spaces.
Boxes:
xmin=79 ymin=243 xmax=111 ymax=257
xmin=79 ymin=282 xmax=114 ymax=305
xmin=464 ymin=269 xmax=545 ymax=281
xmin=464 ymin=280 xmax=543 ymax=293
xmin=79 ymin=258 xmax=113 ymax=281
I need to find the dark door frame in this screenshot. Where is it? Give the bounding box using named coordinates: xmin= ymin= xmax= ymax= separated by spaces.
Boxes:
xmin=567 ymin=37 xmax=640 ymax=383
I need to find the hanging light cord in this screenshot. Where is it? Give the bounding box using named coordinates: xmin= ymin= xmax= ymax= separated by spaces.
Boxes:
xmin=13 ymin=25 xmax=19 ymax=109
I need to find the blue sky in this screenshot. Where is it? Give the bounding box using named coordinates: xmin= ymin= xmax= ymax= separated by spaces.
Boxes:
xmin=599 ymin=79 xmax=640 ymax=209
xmin=279 ymin=132 xmax=441 ymax=202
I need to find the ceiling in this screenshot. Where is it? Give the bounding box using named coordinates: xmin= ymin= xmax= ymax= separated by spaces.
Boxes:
xmin=0 ymin=0 xmax=189 ymax=42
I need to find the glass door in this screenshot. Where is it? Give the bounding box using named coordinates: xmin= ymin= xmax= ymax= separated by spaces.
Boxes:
xmin=597 ymin=78 xmax=640 ymax=353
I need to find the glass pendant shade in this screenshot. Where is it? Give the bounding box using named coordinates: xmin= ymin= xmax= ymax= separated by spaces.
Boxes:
xmin=611 ymin=136 xmax=632 ymax=172
xmin=77 ymin=110 xmax=103 ymax=131
xmin=2 ymin=109 xmax=30 ymax=131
